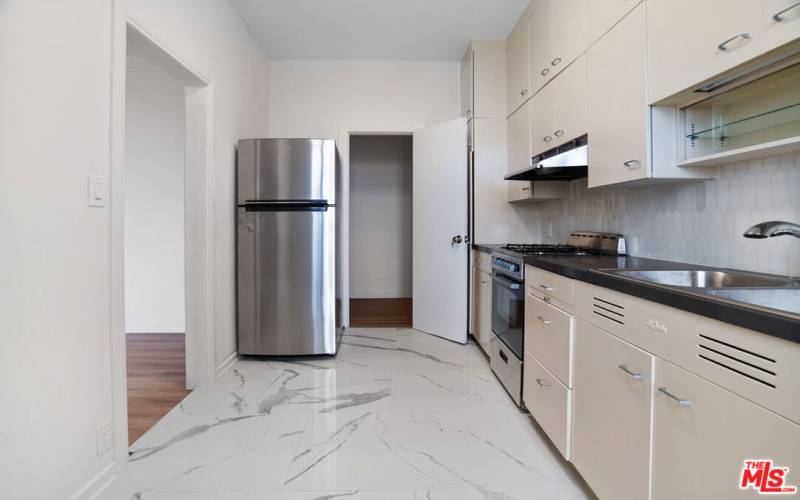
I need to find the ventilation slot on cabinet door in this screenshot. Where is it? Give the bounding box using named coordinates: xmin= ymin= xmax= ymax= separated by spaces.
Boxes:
xmin=697 ymin=334 xmax=777 ymax=389
xmin=592 ymin=297 xmax=625 ymax=325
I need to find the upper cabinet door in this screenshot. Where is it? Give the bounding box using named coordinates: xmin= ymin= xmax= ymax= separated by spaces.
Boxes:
xmin=764 ymin=0 xmax=800 ymax=52
xmin=460 ymin=51 xmax=473 ymax=119
xmin=529 ymin=0 xmax=587 ymax=94
xmin=507 ymin=100 xmax=532 ymax=174
xmin=586 ymin=0 xmax=643 ymax=45
xmin=647 ymin=0 xmax=764 ymax=103
xmin=505 ymin=17 xmax=530 ymax=117
xmin=550 ymin=56 xmax=587 ymax=148
xmin=529 ymin=85 xmax=553 ymax=157
xmin=587 ymin=4 xmax=649 ymax=187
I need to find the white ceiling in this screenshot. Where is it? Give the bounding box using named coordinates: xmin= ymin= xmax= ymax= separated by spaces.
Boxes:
xmin=227 ymin=0 xmax=528 ymax=61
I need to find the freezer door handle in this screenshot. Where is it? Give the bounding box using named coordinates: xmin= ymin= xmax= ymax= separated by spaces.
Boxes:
xmin=242 ymin=200 xmax=329 ymax=212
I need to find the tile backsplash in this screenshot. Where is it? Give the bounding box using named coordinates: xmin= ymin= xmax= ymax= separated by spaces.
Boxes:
xmin=536 ymin=153 xmax=800 ymax=276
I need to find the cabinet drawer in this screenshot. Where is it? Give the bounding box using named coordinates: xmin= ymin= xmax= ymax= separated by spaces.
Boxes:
xmin=572 ymin=320 xmax=653 ymax=500
xmin=523 ymin=352 xmax=571 ymax=460
xmin=652 ymin=358 xmax=800 ymax=500
xmin=524 ymin=295 xmax=574 ymax=387
xmin=525 ymin=265 xmax=574 ymax=310
xmin=473 ymin=250 xmax=492 ymax=274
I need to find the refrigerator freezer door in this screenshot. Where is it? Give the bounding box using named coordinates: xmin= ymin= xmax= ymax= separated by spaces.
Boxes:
xmin=237 ymin=207 xmax=337 ymax=355
xmin=237 ymin=138 xmax=337 ymax=205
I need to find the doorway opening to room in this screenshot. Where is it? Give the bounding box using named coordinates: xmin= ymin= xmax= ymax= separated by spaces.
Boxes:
xmin=348 ymin=134 xmax=413 ymax=328
xmin=122 ymin=25 xmax=210 ymax=446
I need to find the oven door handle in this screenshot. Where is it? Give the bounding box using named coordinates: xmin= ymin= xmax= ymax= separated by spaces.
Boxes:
xmin=492 ymin=274 xmax=521 ymax=290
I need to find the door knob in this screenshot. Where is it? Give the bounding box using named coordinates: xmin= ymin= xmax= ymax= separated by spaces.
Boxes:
xmin=451 ymin=235 xmax=464 ymax=246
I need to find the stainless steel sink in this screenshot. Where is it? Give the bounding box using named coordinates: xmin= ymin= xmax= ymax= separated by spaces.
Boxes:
xmin=703 ymin=288 xmax=800 ymax=316
xmin=597 ymin=269 xmax=800 ymax=289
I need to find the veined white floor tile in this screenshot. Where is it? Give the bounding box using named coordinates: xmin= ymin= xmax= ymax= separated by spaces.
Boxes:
xmin=107 ymin=327 xmax=591 ymax=500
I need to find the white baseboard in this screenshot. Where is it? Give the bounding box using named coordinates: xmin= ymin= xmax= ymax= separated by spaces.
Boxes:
xmin=69 ymin=462 xmax=116 ymax=500
xmin=216 ymin=350 xmax=238 ymax=380
xmin=125 ymin=327 xmax=184 ymax=334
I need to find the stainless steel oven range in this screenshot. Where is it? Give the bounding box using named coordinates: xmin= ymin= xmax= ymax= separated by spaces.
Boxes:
xmin=489 ymin=232 xmax=627 ymax=407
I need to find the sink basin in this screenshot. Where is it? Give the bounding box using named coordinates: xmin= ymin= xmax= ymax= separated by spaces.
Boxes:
xmin=703 ymin=288 xmax=800 ymax=316
xmin=598 ymin=269 xmax=800 ymax=289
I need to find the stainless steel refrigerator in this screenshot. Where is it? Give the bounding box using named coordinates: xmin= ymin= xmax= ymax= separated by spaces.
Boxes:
xmin=236 ymin=138 xmax=341 ymax=356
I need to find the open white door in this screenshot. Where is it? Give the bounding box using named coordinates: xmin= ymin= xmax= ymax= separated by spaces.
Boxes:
xmin=412 ymin=117 xmax=469 ymax=343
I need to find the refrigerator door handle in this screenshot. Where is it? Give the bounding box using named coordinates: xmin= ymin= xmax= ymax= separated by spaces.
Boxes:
xmin=243 ymin=200 xmax=329 ymax=212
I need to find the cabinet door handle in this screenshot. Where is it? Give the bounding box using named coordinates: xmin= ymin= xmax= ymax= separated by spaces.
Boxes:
xmin=520 ymin=89 xmax=529 ymax=96
xmin=481 ymin=280 xmax=489 ymax=284
xmin=541 ymin=67 xmax=550 ymax=77
xmin=554 ymin=129 xmax=564 ymax=137
xmin=773 ymin=2 xmax=800 ymax=21
xmin=466 ymin=110 xmax=472 ymax=116
xmin=539 ymin=284 xmax=554 ymax=292
xmin=624 ymin=160 xmax=641 ymax=169
xmin=550 ymin=57 xmax=562 ymax=66
xmin=543 ymin=136 xmax=553 ymax=143
xmin=658 ymin=387 xmax=692 ymax=406
xmin=718 ymin=33 xmax=751 ymax=51
xmin=521 ymin=186 xmax=531 ymax=191
xmin=536 ymin=378 xmax=550 ymax=388
xmin=537 ymin=316 xmax=552 ymax=325
xmin=618 ymin=364 xmax=644 ymax=380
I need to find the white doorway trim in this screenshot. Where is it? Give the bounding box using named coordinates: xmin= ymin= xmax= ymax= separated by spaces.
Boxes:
xmin=109 ymin=8 xmax=215 ymax=467
xmin=336 ymin=123 xmax=422 ymax=327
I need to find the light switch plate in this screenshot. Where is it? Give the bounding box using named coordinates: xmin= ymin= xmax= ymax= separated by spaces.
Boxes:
xmin=88 ymin=174 xmax=106 ymax=207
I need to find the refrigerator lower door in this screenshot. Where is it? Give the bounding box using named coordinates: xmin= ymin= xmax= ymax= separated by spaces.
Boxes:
xmin=237 ymin=207 xmax=337 ymax=355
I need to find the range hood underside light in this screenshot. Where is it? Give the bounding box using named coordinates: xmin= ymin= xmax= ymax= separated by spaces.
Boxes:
xmin=505 ymin=135 xmax=588 ymax=181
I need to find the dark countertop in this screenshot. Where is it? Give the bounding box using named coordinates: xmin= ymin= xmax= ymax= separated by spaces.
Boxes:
xmin=473 ymin=243 xmax=800 ymax=344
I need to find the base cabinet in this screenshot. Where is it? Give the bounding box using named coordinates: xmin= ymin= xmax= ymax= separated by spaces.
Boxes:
xmin=652 ymin=358 xmax=800 ymax=500
xmin=571 ymin=320 xmax=653 ymax=500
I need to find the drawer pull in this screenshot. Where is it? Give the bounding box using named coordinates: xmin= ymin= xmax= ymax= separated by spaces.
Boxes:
xmin=718 ymin=32 xmax=751 ymax=51
xmin=541 ymin=67 xmax=550 ymax=77
xmin=658 ymin=387 xmax=692 ymax=407
xmin=550 ymin=57 xmax=562 ymax=66
xmin=537 ymin=316 xmax=552 ymax=325
xmin=618 ymin=364 xmax=644 ymax=380
xmin=773 ymin=2 xmax=800 ymax=21
xmin=624 ymin=160 xmax=641 ymax=169
xmin=539 ymin=284 xmax=554 ymax=292
xmin=536 ymin=378 xmax=550 ymax=388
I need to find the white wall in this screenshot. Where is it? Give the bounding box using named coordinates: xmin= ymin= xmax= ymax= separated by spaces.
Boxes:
xmin=0 ymin=1 xmax=270 ymax=498
xmin=0 ymin=1 xmax=115 ymax=498
xmin=534 ymin=154 xmax=800 ymax=276
xmin=126 ymin=0 xmax=271 ymax=370
xmin=125 ymin=61 xmax=186 ymax=333
xmin=350 ymin=135 xmax=413 ymax=298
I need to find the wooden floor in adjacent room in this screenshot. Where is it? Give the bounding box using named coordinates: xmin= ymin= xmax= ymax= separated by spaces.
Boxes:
xmin=126 ymin=333 xmax=192 ymax=445
xmin=349 ymin=298 xmax=412 ymax=327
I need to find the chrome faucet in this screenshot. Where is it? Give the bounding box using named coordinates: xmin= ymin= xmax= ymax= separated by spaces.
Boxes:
xmin=743 ymin=221 xmax=800 ymax=239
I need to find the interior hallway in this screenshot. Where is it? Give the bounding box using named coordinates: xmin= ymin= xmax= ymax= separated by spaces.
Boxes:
xmin=107 ymin=328 xmax=592 ymax=499
xmin=126 ymin=333 xmax=191 ymax=445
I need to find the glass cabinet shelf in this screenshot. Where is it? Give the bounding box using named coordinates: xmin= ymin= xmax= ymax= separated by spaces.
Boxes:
xmin=681 ymin=62 xmax=800 ymax=165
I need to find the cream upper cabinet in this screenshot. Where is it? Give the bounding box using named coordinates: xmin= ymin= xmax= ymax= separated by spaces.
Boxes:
xmin=529 ymin=56 xmax=587 ymax=157
xmin=652 ymin=358 xmax=800 ymax=500
xmin=529 ymin=0 xmax=587 ymax=94
xmin=505 ymin=16 xmax=530 ymax=117
xmin=586 ymin=4 xmax=650 ymax=187
xmin=586 ymin=0 xmax=643 ymax=45
xmin=507 ymin=100 xmax=531 ymax=174
xmin=459 ymin=50 xmax=473 ymax=119
xmin=647 ymin=0 xmax=765 ymax=103
xmin=572 ymin=320 xmax=653 ymax=500
xmin=764 ymin=0 xmax=800 ymax=53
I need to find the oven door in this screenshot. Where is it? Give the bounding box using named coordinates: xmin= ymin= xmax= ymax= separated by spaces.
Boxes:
xmin=491 ymin=272 xmax=524 ymax=360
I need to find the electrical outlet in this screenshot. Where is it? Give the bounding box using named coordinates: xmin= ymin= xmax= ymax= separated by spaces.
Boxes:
xmin=97 ymin=421 xmax=112 ymax=456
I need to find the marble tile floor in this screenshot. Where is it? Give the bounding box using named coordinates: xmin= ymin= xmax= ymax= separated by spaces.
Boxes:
xmin=106 ymin=328 xmax=594 ymax=500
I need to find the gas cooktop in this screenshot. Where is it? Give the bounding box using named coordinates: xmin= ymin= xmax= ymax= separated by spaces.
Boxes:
xmin=501 ymin=232 xmax=628 ymax=257
xmin=501 ymin=243 xmax=589 ymax=255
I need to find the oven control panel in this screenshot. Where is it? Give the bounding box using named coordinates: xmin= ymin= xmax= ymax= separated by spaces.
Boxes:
xmin=491 ymin=254 xmax=524 ymax=280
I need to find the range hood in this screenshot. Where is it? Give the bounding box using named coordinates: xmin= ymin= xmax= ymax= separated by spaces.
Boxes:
xmin=505 ymin=135 xmax=588 ymax=181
